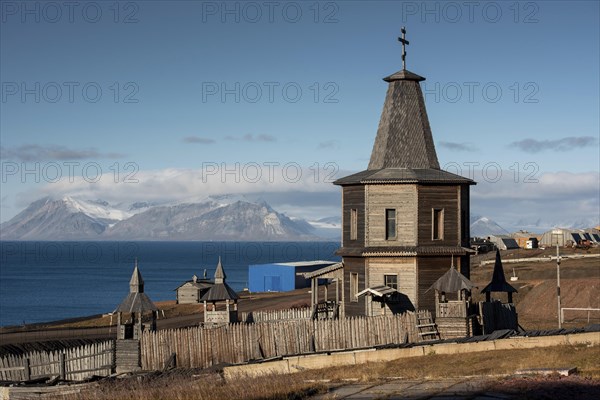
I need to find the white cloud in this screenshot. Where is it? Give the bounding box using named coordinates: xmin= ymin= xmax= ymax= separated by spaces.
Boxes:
xmin=21 ymin=164 xmax=339 ymax=208
xmin=5 ymin=166 xmax=598 ymax=231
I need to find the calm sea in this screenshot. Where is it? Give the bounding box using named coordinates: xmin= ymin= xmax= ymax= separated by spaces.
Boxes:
xmin=0 ymin=241 xmax=341 ymax=327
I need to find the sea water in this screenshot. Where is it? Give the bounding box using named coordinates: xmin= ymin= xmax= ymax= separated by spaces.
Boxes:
xmin=0 ymin=241 xmax=340 ymax=327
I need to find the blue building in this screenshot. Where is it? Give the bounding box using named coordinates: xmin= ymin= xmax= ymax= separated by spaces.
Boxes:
xmin=248 ymin=261 xmax=337 ymax=292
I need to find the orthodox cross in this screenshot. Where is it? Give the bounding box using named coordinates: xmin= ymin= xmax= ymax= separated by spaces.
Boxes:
xmin=398 ymin=26 xmax=409 ymax=70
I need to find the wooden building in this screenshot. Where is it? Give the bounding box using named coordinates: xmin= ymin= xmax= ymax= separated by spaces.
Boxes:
xmin=511 ymin=231 xmax=540 ymax=249
xmin=175 ymin=272 xmax=213 ymax=304
xmin=114 ymin=262 xmax=158 ymax=373
xmin=200 ymin=257 xmax=239 ymax=325
xmin=334 ymin=30 xmax=475 ymax=317
xmin=427 ymin=259 xmax=478 ymax=338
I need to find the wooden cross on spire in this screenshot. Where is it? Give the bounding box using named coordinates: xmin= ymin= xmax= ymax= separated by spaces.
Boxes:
xmin=398 ymin=26 xmax=409 ymax=70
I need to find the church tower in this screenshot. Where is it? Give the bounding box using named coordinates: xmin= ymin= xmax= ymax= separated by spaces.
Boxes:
xmin=334 ymin=28 xmax=475 ymax=317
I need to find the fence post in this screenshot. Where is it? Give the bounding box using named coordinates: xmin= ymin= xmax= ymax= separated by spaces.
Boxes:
xmin=59 ymin=353 xmax=66 ymax=380
xmin=23 ymin=358 xmax=30 ymax=381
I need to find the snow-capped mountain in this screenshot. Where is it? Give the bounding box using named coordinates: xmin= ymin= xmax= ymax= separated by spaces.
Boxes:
xmin=0 ymin=197 xmax=124 ymax=240
xmin=305 ymin=216 xmax=342 ymax=240
xmin=0 ymin=195 xmax=322 ymax=241
xmin=506 ymin=216 xmax=600 ymax=233
xmin=469 ymin=215 xmax=510 ymax=237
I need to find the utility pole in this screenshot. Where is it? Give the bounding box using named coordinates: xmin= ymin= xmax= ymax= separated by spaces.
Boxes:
xmin=556 ymin=244 xmax=562 ymax=328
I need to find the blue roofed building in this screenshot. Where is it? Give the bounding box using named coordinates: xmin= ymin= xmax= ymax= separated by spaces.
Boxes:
xmin=248 ymin=260 xmax=338 ymax=292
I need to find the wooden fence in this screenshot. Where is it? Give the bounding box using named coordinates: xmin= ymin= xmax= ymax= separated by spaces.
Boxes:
xmin=239 ymin=307 xmax=312 ymax=323
xmin=480 ymin=301 xmax=518 ymax=334
xmin=0 ymin=341 xmax=114 ymax=382
xmin=141 ymin=313 xmax=417 ymax=370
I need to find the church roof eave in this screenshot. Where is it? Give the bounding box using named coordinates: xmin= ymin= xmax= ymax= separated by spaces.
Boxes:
xmin=334 ymin=168 xmax=475 ymax=186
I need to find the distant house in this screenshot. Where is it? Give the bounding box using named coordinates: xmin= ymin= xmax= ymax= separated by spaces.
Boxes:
xmin=511 ymin=231 xmax=540 ymax=249
xmin=175 ymin=273 xmax=213 ymax=304
xmin=248 ymin=260 xmax=338 ymax=292
xmin=539 ymin=228 xmax=588 ymax=247
xmin=487 ymin=235 xmax=520 ymax=250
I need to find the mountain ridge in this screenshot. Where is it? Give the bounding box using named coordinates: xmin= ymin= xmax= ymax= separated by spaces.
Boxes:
xmin=0 ymin=196 xmax=323 ymax=241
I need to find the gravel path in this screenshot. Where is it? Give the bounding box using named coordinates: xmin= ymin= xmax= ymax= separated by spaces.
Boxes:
xmin=311 ymin=375 xmax=600 ymax=400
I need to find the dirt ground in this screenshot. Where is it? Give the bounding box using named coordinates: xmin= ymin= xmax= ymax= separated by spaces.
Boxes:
xmin=470 ymin=247 xmax=600 ymax=329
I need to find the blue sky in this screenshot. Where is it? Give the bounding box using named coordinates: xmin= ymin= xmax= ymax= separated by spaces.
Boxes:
xmin=1 ymin=0 xmax=599 ymax=230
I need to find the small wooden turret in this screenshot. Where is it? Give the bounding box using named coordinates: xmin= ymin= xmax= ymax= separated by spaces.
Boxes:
xmin=201 ymin=257 xmax=239 ymax=325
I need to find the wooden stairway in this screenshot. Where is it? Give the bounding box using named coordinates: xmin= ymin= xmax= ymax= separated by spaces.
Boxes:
xmin=416 ymin=311 xmax=440 ymax=342
xmin=116 ymin=339 xmax=141 ymax=373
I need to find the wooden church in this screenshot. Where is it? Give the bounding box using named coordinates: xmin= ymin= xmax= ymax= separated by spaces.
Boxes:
xmin=334 ymin=29 xmax=476 ymax=317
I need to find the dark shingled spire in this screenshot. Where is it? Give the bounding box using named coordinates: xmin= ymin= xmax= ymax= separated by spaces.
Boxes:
xmin=214 ymin=256 xmax=226 ymax=284
xmin=481 ymin=250 xmax=518 ymax=294
xmin=129 ymin=259 xmax=144 ymax=293
xmin=201 ymin=257 xmax=239 ymax=301
xmin=116 ymin=262 xmax=158 ymax=313
xmin=368 ymin=68 xmax=440 ymax=170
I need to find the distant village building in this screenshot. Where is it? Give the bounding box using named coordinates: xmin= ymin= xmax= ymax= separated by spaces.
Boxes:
xmin=487 ymin=235 xmax=520 ymax=251
xmin=201 ymin=257 xmax=239 ymax=324
xmin=540 ymin=228 xmax=600 ymax=247
xmin=248 ymin=261 xmax=337 ymax=292
xmin=331 ymin=29 xmax=475 ymax=317
xmin=175 ymin=271 xmax=213 ymax=304
xmin=511 ymin=231 xmax=540 ymax=249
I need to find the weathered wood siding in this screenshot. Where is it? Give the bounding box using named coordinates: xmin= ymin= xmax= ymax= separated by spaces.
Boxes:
xmin=366 ymin=258 xmax=417 ymax=315
xmin=141 ymin=313 xmax=418 ymax=371
xmin=459 ymin=184 xmax=471 ymax=278
xmin=417 ymin=185 xmax=459 ymax=246
xmin=436 ymin=317 xmax=470 ymax=339
xmin=342 ymin=186 xmax=365 ymax=247
xmin=177 ymin=284 xmax=200 ymax=304
xmin=417 ymin=257 xmax=452 ymax=312
xmin=240 ymin=307 xmax=312 ymax=323
xmin=343 ymin=257 xmax=366 ymax=317
xmin=365 ymin=185 xmax=418 ymax=247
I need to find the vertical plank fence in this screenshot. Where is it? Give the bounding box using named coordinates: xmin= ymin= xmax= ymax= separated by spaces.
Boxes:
xmin=0 ymin=341 xmax=114 ymax=382
xmin=141 ymin=312 xmax=418 ymax=370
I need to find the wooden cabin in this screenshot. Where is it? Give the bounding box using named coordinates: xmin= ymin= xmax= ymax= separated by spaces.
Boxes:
xmin=334 ymin=33 xmax=475 ymax=317
xmin=175 ymin=273 xmax=213 ymax=304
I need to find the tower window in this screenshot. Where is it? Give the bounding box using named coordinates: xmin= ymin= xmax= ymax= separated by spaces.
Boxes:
xmin=384 ymin=274 xmax=398 ymax=290
xmin=350 ymin=272 xmax=359 ymax=302
xmin=385 ymin=209 xmax=396 ymax=240
xmin=433 ymin=208 xmax=444 ymax=240
xmin=350 ymin=209 xmax=357 ymax=240
xmin=461 ymin=210 xmax=467 ymax=240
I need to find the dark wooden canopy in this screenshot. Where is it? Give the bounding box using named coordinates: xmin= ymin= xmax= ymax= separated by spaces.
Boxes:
xmin=427 ymin=265 xmax=477 ymax=293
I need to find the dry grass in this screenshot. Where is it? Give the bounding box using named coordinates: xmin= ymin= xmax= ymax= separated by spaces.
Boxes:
xmin=52 ymin=344 xmax=599 ymax=400
xmin=299 ymin=344 xmax=600 ymax=382
xmin=58 ymin=370 xmax=325 ymax=400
